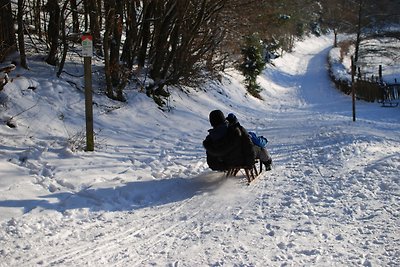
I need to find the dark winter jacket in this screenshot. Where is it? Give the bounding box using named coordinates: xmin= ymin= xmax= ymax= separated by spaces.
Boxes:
xmin=226 ymin=113 xmax=257 ymax=166
xmin=203 ymin=122 xmax=256 ymax=171
xmin=233 ymin=124 xmax=257 ymax=167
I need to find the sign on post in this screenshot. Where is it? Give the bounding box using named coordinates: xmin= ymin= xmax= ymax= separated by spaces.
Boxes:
xmin=82 ymin=35 xmax=93 ymax=57
xmin=82 ymin=34 xmax=94 ymax=151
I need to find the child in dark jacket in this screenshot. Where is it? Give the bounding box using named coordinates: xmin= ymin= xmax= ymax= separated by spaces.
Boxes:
xmin=226 ymin=113 xmax=272 ymax=171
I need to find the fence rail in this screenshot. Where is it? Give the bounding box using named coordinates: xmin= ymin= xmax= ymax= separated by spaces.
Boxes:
xmin=331 ymin=63 xmax=399 ymax=107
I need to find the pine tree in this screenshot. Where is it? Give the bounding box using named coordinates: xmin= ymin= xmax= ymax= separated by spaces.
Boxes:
xmin=239 ymin=33 xmax=266 ymax=99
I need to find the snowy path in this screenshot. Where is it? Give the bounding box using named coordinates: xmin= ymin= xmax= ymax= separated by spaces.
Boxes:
xmin=1 ymin=36 xmax=399 ymax=266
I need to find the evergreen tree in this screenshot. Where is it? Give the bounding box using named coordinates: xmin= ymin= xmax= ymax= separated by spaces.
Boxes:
xmin=239 ymin=33 xmax=266 ymax=99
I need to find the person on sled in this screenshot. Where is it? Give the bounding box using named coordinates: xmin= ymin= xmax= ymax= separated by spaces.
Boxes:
xmin=203 ymin=110 xmax=256 ymax=171
xmin=226 ymin=113 xmax=272 ymax=171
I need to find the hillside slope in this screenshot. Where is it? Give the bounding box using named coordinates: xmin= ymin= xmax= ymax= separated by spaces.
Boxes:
xmin=0 ymin=35 xmax=399 ymax=266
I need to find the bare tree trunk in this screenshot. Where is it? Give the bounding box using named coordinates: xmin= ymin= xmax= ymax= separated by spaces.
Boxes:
xmin=333 ymin=28 xmax=338 ymax=47
xmin=102 ymin=0 xmax=126 ymax=102
xmin=354 ymin=0 xmax=364 ymax=63
xmin=17 ymin=0 xmax=28 ymax=69
xmin=110 ymin=0 xmax=123 ymax=86
xmin=103 ymin=6 xmax=115 ymax=99
xmin=83 ymin=0 xmax=89 ymax=31
xmin=121 ymin=0 xmax=139 ymax=68
xmin=57 ymin=0 xmax=70 ymax=77
xmin=34 ymin=0 xmax=42 ymax=38
xmin=70 ymin=0 xmax=79 ymax=33
xmin=149 ymin=1 xmax=177 ymax=86
xmin=89 ymin=0 xmax=101 ymax=54
xmin=97 ymin=0 xmax=103 ymax=29
xmin=137 ymin=0 xmax=154 ymax=69
xmin=0 ymin=0 xmax=17 ymax=61
xmin=45 ymin=0 xmax=60 ymax=66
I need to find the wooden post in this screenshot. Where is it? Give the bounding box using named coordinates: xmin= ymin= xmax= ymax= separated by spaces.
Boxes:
xmin=82 ymin=34 xmax=94 ymax=151
xmin=351 ymin=56 xmax=356 ymax=122
xmin=84 ymin=56 xmax=94 ymax=151
xmin=378 ymin=65 xmax=382 ymax=82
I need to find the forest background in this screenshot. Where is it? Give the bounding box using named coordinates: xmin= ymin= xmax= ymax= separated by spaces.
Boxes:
xmin=0 ymin=0 xmax=399 ymax=105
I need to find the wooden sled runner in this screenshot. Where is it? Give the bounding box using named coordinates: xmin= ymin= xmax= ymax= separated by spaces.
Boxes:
xmin=226 ymin=160 xmax=264 ymax=184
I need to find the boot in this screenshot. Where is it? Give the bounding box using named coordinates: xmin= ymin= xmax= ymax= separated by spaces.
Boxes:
xmin=263 ymin=159 xmax=272 ymax=171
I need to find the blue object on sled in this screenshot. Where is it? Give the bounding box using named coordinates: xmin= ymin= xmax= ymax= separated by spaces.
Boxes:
xmin=248 ymin=131 xmax=268 ymax=148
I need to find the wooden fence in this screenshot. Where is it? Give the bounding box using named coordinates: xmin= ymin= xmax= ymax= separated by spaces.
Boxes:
xmin=354 ymin=80 xmax=399 ymax=105
xmin=354 ymin=65 xmax=399 ymax=106
xmin=332 ymin=64 xmax=399 ymax=106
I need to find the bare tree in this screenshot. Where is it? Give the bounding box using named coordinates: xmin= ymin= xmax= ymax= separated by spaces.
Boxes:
xmin=70 ymin=0 xmax=80 ymax=34
xmin=33 ymin=0 xmax=42 ymax=38
xmin=45 ymin=0 xmax=60 ymax=66
xmin=88 ymin=0 xmax=101 ymax=53
xmin=57 ymin=0 xmax=72 ymax=77
xmin=120 ymin=0 xmax=140 ymax=68
xmin=145 ymin=0 xmax=227 ymax=98
xmin=103 ymin=0 xmax=127 ymax=101
xmin=17 ymin=0 xmax=28 ymax=69
xmin=0 ymin=0 xmax=17 ymax=61
xmin=353 ymin=0 xmax=365 ymax=63
xmin=137 ymin=0 xmax=153 ymax=69
xmin=103 ymin=2 xmax=115 ymax=99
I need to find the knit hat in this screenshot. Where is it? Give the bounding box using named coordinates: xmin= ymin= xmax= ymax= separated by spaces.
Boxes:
xmin=209 ymin=110 xmax=226 ymax=127
xmin=226 ymin=113 xmax=238 ymax=125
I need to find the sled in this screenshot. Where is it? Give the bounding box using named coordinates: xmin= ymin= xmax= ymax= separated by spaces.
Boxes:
xmin=226 ymin=160 xmax=264 ymax=184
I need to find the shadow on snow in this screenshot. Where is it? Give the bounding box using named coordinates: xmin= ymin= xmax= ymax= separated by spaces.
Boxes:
xmin=0 ymin=171 xmax=226 ymax=214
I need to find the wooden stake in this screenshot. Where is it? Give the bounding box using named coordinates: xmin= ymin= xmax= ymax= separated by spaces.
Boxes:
xmin=84 ymin=56 xmax=94 ymax=151
xmin=351 ymin=56 xmax=356 ymax=122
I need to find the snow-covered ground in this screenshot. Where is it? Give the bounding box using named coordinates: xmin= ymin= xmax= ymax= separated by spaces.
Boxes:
xmin=329 ymin=34 xmax=400 ymax=85
xmin=0 ymin=35 xmax=399 ymax=266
